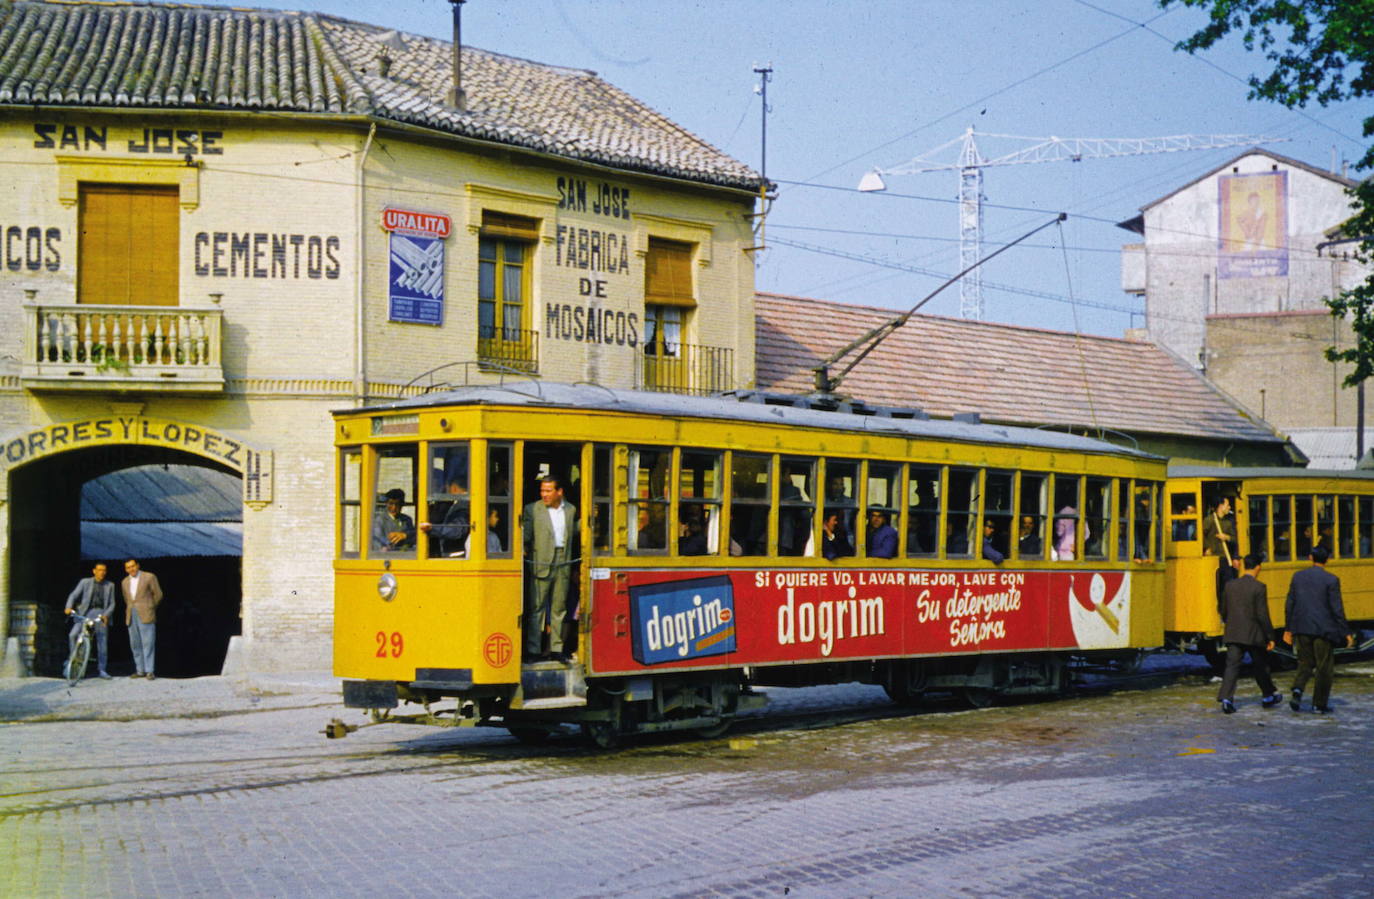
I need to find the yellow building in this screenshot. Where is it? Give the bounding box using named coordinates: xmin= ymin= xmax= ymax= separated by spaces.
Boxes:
xmin=0 ymin=1 xmax=763 ymax=673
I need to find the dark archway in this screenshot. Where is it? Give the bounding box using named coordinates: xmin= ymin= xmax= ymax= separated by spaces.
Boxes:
xmin=11 ymin=445 xmax=242 ymax=678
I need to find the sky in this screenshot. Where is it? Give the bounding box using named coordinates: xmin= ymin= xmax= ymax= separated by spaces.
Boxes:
xmin=200 ymin=0 xmax=1370 ymax=338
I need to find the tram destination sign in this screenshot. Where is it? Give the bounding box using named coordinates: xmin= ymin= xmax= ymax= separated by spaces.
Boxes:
xmin=383 ymin=207 xmax=452 ymax=326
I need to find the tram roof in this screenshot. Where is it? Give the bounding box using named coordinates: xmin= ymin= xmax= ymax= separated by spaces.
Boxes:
xmin=351 ymin=382 xmax=1164 ymax=461
xmin=1168 ymin=465 xmax=1374 ymax=481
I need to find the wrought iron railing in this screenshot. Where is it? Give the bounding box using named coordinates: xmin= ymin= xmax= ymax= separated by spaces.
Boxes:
xmin=640 ymin=343 xmax=734 ymax=395
xmin=22 ymin=303 xmax=224 ymax=390
xmin=477 ymin=325 xmax=539 ymax=373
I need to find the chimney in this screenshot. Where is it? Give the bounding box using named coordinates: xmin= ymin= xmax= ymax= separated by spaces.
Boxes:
xmin=446 ymin=0 xmax=466 ymax=110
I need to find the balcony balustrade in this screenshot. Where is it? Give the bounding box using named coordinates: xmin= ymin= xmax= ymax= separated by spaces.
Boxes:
xmin=22 ymin=303 xmax=225 ymax=392
xmin=477 ymin=325 xmax=539 ymax=374
xmin=640 ymin=343 xmax=734 ymax=395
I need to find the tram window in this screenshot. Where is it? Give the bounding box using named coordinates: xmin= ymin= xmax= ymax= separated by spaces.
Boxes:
xmin=906 ymin=466 xmax=940 ymax=557
xmin=679 ymin=451 xmax=722 ymax=556
xmin=779 ymin=458 xmax=816 ymax=557
xmin=825 ymin=459 xmax=860 ymax=547
xmin=1170 ymin=492 xmax=1198 ymax=541
xmin=425 ymin=443 xmax=471 ymax=558
xmin=487 ymin=443 xmax=512 ymax=557
xmin=1248 ymin=496 xmax=1270 ymax=564
xmin=629 ymin=448 xmax=669 ymax=553
xmin=1294 ymin=494 xmax=1314 ymax=558
xmin=371 ymin=445 xmax=418 ymax=557
xmin=945 ymin=467 xmax=977 ymax=558
xmin=1360 ymin=496 xmax=1374 ymax=557
xmin=339 ymin=448 xmax=362 ymax=558
xmin=1084 ymin=478 xmax=1111 ymax=560
xmin=591 ymin=445 xmax=613 ymax=553
xmin=1272 ymin=496 xmax=1292 ymax=562
xmin=866 ymin=462 xmax=902 ymax=558
xmin=984 ymin=472 xmax=1013 ymax=561
xmin=730 ymin=453 xmax=770 ymax=556
xmin=1132 ymin=482 xmax=1156 ymax=562
xmin=1052 ymin=476 xmax=1081 ymax=561
xmin=1316 ymin=495 xmax=1335 ymax=556
xmin=1018 ymin=474 xmax=1047 ymax=559
xmin=1338 ymin=496 xmax=1355 ymax=558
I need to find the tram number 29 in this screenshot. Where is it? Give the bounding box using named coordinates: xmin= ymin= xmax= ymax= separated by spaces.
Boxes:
xmin=375 ymin=631 xmax=404 ymax=658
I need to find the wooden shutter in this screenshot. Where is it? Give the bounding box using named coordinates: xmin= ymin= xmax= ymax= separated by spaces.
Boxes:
xmin=78 ymin=184 xmax=179 ymax=306
xmin=645 ymin=238 xmax=694 ymax=307
xmin=480 ymin=210 xmax=540 ymax=241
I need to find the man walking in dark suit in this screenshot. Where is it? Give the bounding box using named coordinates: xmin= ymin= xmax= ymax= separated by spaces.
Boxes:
xmin=65 ymin=562 xmax=116 ymax=679
xmin=521 ymin=476 xmax=579 ymax=663
xmin=1216 ymin=554 xmax=1282 ymax=714
xmin=1284 ymin=545 xmax=1354 ymax=713
xmin=122 ymin=558 xmax=163 ymax=680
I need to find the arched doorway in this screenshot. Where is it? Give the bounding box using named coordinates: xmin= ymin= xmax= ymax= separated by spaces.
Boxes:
xmin=4 ymin=417 xmax=268 ymax=678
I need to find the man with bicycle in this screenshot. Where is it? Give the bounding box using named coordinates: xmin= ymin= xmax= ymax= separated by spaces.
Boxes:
xmin=65 ymin=562 xmax=116 ymax=680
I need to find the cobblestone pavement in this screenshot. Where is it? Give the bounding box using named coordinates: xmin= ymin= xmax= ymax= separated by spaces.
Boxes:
xmin=1 ymin=661 xmax=1372 ymax=898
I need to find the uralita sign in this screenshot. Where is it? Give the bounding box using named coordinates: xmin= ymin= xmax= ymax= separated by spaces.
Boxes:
xmin=381 ymin=207 xmax=451 ymax=325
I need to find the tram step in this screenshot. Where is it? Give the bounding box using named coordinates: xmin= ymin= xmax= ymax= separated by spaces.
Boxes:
xmin=519 ymin=695 xmax=589 ymax=710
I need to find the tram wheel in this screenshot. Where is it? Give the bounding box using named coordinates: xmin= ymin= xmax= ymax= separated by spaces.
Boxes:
xmin=959 ymin=687 xmax=995 ymax=709
xmin=580 ymin=720 xmax=621 ymax=750
xmin=694 ymin=719 xmax=732 ymax=740
xmin=508 ymin=726 xmax=551 ymax=746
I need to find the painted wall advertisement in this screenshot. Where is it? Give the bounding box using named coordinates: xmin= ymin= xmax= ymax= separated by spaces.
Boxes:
xmin=1218 ymin=171 xmax=1288 ymax=279
xmin=592 ymin=567 xmax=1131 ymax=675
xmin=383 ymin=207 xmax=451 ymax=325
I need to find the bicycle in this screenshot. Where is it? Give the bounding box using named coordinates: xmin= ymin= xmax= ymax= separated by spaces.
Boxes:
xmin=64 ymin=613 xmax=98 ymax=686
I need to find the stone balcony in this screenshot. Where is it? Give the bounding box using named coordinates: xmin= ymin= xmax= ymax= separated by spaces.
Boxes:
xmin=22 ymin=301 xmax=225 ymax=393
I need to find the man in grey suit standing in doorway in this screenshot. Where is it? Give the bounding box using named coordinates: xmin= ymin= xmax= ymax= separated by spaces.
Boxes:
xmin=122 ymin=558 xmax=163 ymax=679
xmin=65 ymin=562 xmax=116 ymax=679
xmin=521 ymin=476 xmax=579 ymax=663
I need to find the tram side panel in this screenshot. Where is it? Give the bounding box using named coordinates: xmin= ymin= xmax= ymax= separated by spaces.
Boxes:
xmin=587 ymin=566 xmax=1156 ymax=677
xmin=333 ymin=565 xmax=524 ymax=686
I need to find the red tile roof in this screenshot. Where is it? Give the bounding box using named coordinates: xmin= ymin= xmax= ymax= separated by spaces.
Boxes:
xmin=755 ymin=291 xmax=1282 ymax=445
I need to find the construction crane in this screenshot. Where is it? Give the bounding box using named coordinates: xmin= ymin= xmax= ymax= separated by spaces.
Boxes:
xmin=857 ymin=127 xmax=1276 ymax=320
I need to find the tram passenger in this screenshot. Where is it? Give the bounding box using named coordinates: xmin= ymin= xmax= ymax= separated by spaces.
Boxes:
xmin=821 ymin=509 xmax=853 ymax=560
xmin=465 ymin=507 xmax=504 ymax=556
xmin=1203 ymin=496 xmax=1238 ymax=611
xmin=1018 ymin=515 xmax=1042 ymax=556
xmin=372 ymin=489 xmax=416 ymax=551
xmin=678 ymin=510 xmax=708 ymax=556
xmin=521 ymin=476 xmax=579 ymax=663
xmin=1053 ymin=507 xmax=1078 ymax=561
xmin=420 ymin=479 xmax=470 ymax=556
xmin=865 ymin=509 xmax=898 ymax=559
xmin=982 ymin=520 xmax=1005 ymax=564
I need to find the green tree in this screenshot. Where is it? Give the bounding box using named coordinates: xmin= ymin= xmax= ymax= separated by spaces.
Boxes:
xmin=1163 ymin=0 xmax=1374 ymax=386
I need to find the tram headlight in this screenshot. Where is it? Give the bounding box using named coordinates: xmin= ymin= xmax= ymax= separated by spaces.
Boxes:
xmin=377 ymin=572 xmax=398 ymax=602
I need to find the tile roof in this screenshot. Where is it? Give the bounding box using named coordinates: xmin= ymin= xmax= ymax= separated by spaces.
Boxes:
xmin=755 ymin=291 xmax=1285 ymax=445
xmin=0 ymin=0 xmax=762 ymax=191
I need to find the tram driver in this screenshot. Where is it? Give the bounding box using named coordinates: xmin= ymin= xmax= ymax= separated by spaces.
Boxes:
xmin=372 ymin=489 xmax=416 ymax=551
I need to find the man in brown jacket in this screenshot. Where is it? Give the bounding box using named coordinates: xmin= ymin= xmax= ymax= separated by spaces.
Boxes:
xmin=122 ymin=558 xmax=163 ymax=679
xmin=1217 ymin=553 xmax=1282 ymax=714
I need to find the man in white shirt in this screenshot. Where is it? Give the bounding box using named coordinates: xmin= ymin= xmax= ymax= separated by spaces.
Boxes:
xmin=521 ymin=476 xmax=579 ymax=663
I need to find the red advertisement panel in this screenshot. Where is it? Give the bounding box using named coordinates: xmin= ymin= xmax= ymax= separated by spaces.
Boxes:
xmin=588 ymin=567 xmax=1131 ymax=675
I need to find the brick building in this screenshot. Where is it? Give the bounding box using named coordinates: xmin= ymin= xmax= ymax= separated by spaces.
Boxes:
xmin=0 ymin=1 xmax=763 ymax=673
xmin=1118 ymin=149 xmax=1371 ymax=466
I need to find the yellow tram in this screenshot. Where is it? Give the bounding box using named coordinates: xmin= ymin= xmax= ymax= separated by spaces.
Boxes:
xmin=331 ymin=383 xmax=1169 ymax=744
xmin=1163 ymin=465 xmax=1374 ymax=662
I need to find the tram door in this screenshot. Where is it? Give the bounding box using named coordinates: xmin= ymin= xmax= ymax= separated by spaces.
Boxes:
xmin=521 ymin=441 xmax=587 ymax=652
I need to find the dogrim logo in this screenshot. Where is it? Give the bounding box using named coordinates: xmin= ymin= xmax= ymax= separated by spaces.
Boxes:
xmin=483 ymin=632 xmax=513 ymax=668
